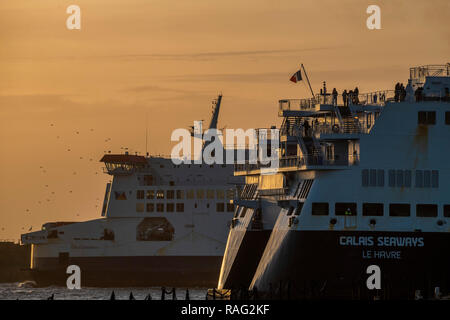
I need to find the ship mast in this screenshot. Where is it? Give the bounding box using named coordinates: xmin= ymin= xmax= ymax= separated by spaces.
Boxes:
xmin=203 ymin=94 xmax=223 ymax=153
xmin=207 ymin=94 xmax=222 ymax=130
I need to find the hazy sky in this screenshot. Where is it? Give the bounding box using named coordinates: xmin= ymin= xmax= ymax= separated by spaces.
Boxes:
xmin=0 ymin=0 xmax=449 ymax=240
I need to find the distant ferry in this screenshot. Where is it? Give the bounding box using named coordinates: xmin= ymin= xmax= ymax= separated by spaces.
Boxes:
xmin=21 ymin=95 xmax=244 ymax=287
xmin=218 ymin=64 xmax=450 ymax=299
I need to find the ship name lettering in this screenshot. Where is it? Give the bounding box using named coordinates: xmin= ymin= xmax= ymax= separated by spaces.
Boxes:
xmin=339 ymin=236 xmax=374 ymax=246
xmin=377 ymin=236 xmax=424 ymax=247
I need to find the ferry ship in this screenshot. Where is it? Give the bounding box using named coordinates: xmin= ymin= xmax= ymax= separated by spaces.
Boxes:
xmin=21 ymin=95 xmax=243 ymax=287
xmin=218 ymin=64 xmax=450 ymax=299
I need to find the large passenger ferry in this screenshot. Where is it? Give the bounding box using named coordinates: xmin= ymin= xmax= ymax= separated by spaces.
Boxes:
xmin=21 ymin=95 xmax=243 ymax=287
xmin=218 ymin=64 xmax=450 ymax=299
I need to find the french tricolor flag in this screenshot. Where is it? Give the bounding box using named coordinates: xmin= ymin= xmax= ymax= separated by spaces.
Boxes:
xmin=289 ymin=70 xmax=302 ymax=83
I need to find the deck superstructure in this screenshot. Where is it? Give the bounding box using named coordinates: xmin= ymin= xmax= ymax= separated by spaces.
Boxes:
xmin=218 ymin=64 xmax=450 ymax=299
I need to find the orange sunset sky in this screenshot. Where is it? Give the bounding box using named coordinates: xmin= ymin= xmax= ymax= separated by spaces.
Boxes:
xmin=0 ymin=0 xmax=449 ymax=240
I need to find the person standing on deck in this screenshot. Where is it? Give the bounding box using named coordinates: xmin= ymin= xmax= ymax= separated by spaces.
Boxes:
xmin=354 ymin=87 xmax=359 ymax=104
xmin=342 ymin=90 xmax=348 ymax=107
xmin=332 ymin=88 xmax=338 ymax=106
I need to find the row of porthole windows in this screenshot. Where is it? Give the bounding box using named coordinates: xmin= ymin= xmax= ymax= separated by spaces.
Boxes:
xmin=136 ymin=202 xmax=235 ymax=213
xmin=311 ymin=202 xmax=450 ymax=217
xmin=418 ymin=111 xmax=450 ymax=125
xmin=362 ymin=169 xmax=439 ymax=188
xmin=136 ymin=189 xmax=234 ymax=200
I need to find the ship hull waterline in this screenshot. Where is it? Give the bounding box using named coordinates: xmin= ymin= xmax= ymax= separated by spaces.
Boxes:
xmin=30 ymin=256 xmax=223 ymax=287
xmin=250 ymin=230 xmax=450 ymax=299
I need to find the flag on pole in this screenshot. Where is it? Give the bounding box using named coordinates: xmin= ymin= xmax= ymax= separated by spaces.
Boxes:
xmin=289 ymin=70 xmax=302 ymax=83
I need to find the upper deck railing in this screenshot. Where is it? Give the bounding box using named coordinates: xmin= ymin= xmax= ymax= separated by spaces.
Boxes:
xmin=409 ymin=64 xmax=450 ymax=81
xmin=279 ymin=90 xmax=394 ymax=115
xmin=234 ymin=154 xmax=359 ymax=173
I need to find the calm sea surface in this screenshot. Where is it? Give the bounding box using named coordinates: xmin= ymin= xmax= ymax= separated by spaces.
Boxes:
xmin=0 ymin=282 xmax=207 ymax=300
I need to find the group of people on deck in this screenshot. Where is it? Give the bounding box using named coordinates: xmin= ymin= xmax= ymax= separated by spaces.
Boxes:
xmin=330 ymin=87 xmax=360 ymax=107
xmin=394 ymin=83 xmax=407 ymax=102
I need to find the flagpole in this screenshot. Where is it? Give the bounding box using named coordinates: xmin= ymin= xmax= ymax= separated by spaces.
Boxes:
xmin=301 ymin=63 xmax=315 ymax=99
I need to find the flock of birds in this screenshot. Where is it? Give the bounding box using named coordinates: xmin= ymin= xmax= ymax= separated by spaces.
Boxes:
xmin=1 ymin=122 xmax=135 ymax=238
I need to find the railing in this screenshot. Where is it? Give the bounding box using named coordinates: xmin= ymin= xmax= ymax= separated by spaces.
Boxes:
xmin=279 ymin=90 xmax=395 ymax=115
xmin=234 ymin=154 xmax=359 ymax=172
xmin=279 ymin=98 xmax=317 ymax=115
xmin=314 ymin=90 xmax=395 ymax=106
xmin=410 ymin=64 xmax=450 ymax=81
xmin=0 ymin=239 xmax=20 ymax=243
xmin=282 ymin=120 xmax=372 ymax=137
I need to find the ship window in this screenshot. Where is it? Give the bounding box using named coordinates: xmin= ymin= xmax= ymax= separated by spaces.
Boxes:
xmin=396 ymin=170 xmax=404 ymax=187
xmin=226 ymin=189 xmax=235 ymax=199
xmin=146 ymin=190 xmax=154 ymax=199
xmin=176 ymin=190 xmax=184 ymax=199
xmin=418 ymin=111 xmax=436 ymax=125
xmin=431 ymin=170 xmax=439 ymax=188
xmin=216 ymin=203 xmax=225 ymax=212
xmin=136 ymin=203 xmax=145 ymax=212
xmin=404 ymin=170 xmax=412 ymax=187
xmin=114 ymin=191 xmax=127 ymax=200
xmin=415 ymin=170 xmax=423 ymax=188
xmin=216 ymin=190 xmax=225 ymax=199
xmin=418 ymin=112 xmax=426 ymax=124
xmin=389 ymin=204 xmax=410 ymax=217
xmin=369 ymin=169 xmax=377 ymax=187
xmin=416 ymin=204 xmax=437 ymax=217
xmin=143 ymin=175 xmax=153 ymax=186
xmin=194 ymin=203 xmax=198 ymax=208
xmin=361 ymin=169 xmax=369 ymax=187
xmin=156 ymin=203 xmax=164 ymax=212
xmin=167 ymin=190 xmax=174 ymax=199
xmin=156 ymin=190 xmax=164 ymax=199
xmin=207 ymin=190 xmax=215 ymax=199
xmin=196 ymin=189 xmax=204 ymax=199
xmin=388 ymin=170 xmax=395 ymax=187
xmin=446 ymin=112 xmax=450 ymax=125
xmin=294 ymin=203 xmax=304 ymax=216
xmin=363 ymin=203 xmax=384 ymax=216
xmin=424 ymin=170 xmax=431 ymax=188
xmin=176 ymin=203 xmax=184 ymax=212
xmin=187 ymin=190 xmax=195 ymax=199
xmin=312 ymin=203 xmax=329 ymax=216
xmin=240 ymin=207 xmax=248 ymax=218
xmin=377 ymin=169 xmax=385 ymax=187
xmin=146 ymin=203 xmax=154 ymax=212
xmin=166 ymin=203 xmax=174 ymax=212
xmin=169 ymin=181 xmax=175 ymax=186
xmin=335 ymin=203 xmax=357 ymax=216
xmin=136 ymin=217 xmax=174 ymax=241
xmin=427 ymin=111 xmax=436 ymax=124
xmin=444 ymin=205 xmax=450 ymax=217
xmin=286 ymin=206 xmax=294 ymax=216
xmin=137 ymin=190 xmax=145 ymax=199
xmin=227 ymin=203 xmax=235 ymax=212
